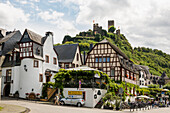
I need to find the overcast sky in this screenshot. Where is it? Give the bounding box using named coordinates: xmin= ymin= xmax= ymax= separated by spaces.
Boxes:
xmin=0 ymin=0 xmax=170 ymax=54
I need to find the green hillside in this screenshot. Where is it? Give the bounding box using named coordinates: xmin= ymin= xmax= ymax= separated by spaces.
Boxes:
xmin=55 ymin=27 xmax=170 ymax=77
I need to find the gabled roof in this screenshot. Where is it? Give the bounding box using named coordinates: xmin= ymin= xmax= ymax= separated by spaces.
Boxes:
xmin=0 ymin=30 xmax=22 ymax=55
xmin=95 ymin=39 xmax=129 ymax=60
xmin=54 ymin=44 xmax=78 ymax=63
xmin=21 ymin=29 xmax=43 ymax=45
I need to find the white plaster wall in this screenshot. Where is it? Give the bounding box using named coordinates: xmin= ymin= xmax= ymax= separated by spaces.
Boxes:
xmin=19 ymin=58 xmax=43 ymax=98
xmin=139 ymin=71 xmax=145 ymax=87
xmin=11 ymin=66 xmax=20 ymax=94
xmin=72 ymin=46 xmax=82 ymax=67
xmin=43 ymin=34 xmax=60 ymax=82
xmin=63 ymin=88 xmax=107 ymax=108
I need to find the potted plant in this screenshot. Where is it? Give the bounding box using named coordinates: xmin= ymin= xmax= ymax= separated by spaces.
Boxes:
xmin=115 ymin=97 xmax=121 ymax=110
xmin=104 ymin=101 xmax=110 ymax=109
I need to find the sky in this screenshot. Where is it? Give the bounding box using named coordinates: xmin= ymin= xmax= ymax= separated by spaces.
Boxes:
xmin=0 ymin=0 xmax=170 ymax=54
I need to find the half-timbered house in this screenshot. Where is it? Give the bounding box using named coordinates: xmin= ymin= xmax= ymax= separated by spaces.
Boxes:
xmin=85 ymin=39 xmax=139 ymax=85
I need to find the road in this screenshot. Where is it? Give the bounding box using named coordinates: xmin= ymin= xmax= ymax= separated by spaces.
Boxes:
xmin=0 ymin=99 xmax=170 ymax=113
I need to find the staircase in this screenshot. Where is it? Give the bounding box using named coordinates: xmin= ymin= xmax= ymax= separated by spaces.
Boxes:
xmin=47 ymin=88 xmax=57 ymax=101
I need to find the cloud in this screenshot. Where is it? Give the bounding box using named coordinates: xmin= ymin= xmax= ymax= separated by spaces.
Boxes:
xmin=67 ymin=0 xmax=170 ymax=53
xmin=38 ymin=10 xmax=64 ymax=21
xmin=38 ymin=10 xmax=78 ymax=37
xmin=0 ymin=1 xmax=30 ymax=27
xmin=15 ymin=0 xmax=28 ymax=4
xmin=48 ymin=0 xmax=62 ymax=3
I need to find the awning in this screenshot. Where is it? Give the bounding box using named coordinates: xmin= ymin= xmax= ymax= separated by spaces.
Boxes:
xmin=66 ymin=65 xmax=100 ymax=71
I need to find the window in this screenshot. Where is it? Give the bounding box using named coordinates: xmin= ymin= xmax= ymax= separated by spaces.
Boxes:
xmin=53 ymin=57 xmax=57 ymax=65
xmin=34 ymin=60 xmax=39 ymax=68
xmin=9 ymin=56 xmax=12 ymax=61
xmin=76 ymin=64 xmax=79 ymax=67
xmin=45 ymin=55 xmax=49 ymax=63
xmin=65 ymin=64 xmax=69 ymax=69
xmin=95 ymin=58 xmax=98 ymax=62
xmin=107 ymin=57 xmax=110 ymax=62
xmin=72 ymin=64 xmax=75 ymax=68
xmin=13 ymin=53 xmax=16 ymax=61
xmin=6 ymin=69 xmax=12 ymax=82
xmin=39 ymin=74 xmax=43 ymax=82
xmin=111 ymin=69 xmax=115 ymax=77
xmin=77 ymin=53 xmax=79 ymax=61
xmin=36 ymin=48 xmax=40 ymax=55
xmin=99 ymin=58 xmax=102 ymax=62
xmin=20 ymin=42 xmax=33 ymax=58
xmin=103 ymin=57 xmax=106 ymax=62
xmin=59 ymin=64 xmax=62 ymax=68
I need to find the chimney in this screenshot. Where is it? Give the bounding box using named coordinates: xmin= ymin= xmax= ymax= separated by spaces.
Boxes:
xmin=45 ymin=31 xmax=53 ymax=37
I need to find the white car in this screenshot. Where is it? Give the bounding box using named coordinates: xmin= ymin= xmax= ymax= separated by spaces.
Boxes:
xmin=60 ymin=98 xmax=85 ymax=107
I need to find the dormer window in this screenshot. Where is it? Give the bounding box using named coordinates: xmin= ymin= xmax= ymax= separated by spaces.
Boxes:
xmin=9 ymin=55 xmax=12 ymax=61
xmin=24 ymin=34 xmax=28 ymax=38
xmin=20 ymin=42 xmax=33 ymax=58
xmin=36 ymin=48 xmax=40 ymax=55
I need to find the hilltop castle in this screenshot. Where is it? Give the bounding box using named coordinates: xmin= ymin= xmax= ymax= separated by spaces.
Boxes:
xmin=93 ymin=20 xmax=120 ymax=35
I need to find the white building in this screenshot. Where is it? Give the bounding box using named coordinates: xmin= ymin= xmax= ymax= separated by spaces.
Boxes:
xmin=1 ymin=29 xmax=60 ymax=99
xmin=54 ymin=44 xmax=83 ymax=69
xmin=137 ymin=65 xmax=151 ymax=87
xmin=0 ymin=30 xmax=22 ymax=99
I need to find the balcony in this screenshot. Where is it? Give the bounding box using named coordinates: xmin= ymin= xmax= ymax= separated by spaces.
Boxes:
xmin=125 ymin=78 xmax=137 ymax=85
xmin=4 ymin=76 xmax=12 ymax=83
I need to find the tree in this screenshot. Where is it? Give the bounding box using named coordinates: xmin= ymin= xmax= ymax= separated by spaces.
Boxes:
xmin=94 ymin=33 xmax=101 ymax=41
xmin=108 ymin=25 xmax=116 ymax=33
xmin=62 ymin=35 xmax=72 ymax=44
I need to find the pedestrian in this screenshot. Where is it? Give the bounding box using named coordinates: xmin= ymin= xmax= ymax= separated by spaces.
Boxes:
xmin=167 ymin=100 xmax=169 ymax=107
xmin=59 ymin=93 xmax=62 ymax=103
xmin=54 ymin=94 xmax=59 ymax=105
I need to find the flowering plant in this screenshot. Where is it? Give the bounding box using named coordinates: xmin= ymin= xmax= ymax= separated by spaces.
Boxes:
xmin=96 ymin=81 xmax=100 ymax=85
xmin=102 ymin=82 xmax=106 ymax=85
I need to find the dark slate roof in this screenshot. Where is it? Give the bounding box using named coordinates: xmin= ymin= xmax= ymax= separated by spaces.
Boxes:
xmin=98 ymin=39 xmax=129 ymax=60
xmin=0 ymin=30 xmax=22 ymax=55
xmin=2 ymin=52 xmax=21 ymax=67
xmin=54 ymin=44 xmax=78 ymax=63
xmin=26 ymin=29 xmax=42 ymax=45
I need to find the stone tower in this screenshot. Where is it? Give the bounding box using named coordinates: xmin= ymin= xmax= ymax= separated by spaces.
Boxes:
xmin=108 ymin=20 xmax=114 ymax=31
xmin=93 ymin=23 xmax=102 ymax=35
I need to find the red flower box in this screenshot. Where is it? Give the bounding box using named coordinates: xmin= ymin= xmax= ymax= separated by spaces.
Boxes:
xmin=25 ymin=93 xmax=29 ymax=95
xmin=36 ymin=93 xmax=40 ymax=96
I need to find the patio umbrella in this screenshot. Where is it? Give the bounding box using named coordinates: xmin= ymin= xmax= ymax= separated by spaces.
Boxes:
xmin=136 ymin=95 xmax=150 ymax=99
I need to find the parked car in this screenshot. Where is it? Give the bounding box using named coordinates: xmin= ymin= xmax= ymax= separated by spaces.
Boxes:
xmin=60 ymin=97 xmax=85 ymax=107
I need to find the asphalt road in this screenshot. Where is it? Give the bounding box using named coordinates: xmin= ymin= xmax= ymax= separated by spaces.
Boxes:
xmin=0 ymin=99 xmax=170 ymax=113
